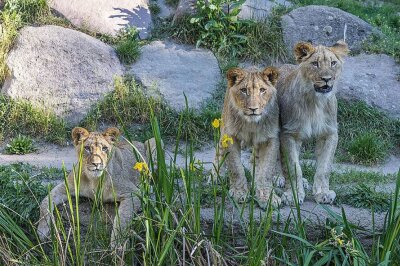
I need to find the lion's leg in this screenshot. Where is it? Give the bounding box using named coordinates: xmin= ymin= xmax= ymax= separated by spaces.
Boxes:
xmin=253 ymin=138 xmax=281 ymax=208
xmin=313 ymin=132 xmax=338 ymax=204
xmin=111 ymin=195 xmax=137 ymax=248
xmin=226 ymin=137 xmax=248 ymax=202
xmin=280 ymin=134 xmax=305 ymax=205
xmin=38 ymin=182 xmax=72 ymax=241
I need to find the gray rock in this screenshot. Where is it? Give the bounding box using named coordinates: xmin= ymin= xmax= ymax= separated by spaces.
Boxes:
xmin=2 ymin=25 xmax=124 ymax=125
xmin=238 ymin=0 xmax=292 ymax=21
xmin=130 ymin=41 xmax=220 ymax=110
xmin=172 ymin=0 xmax=197 ymax=23
xmin=282 ymin=5 xmax=376 ymax=52
xmin=337 ymin=54 xmax=400 ymax=119
xmin=157 ymin=0 xmax=175 ymax=18
xmin=50 ymin=0 xmax=152 ymax=39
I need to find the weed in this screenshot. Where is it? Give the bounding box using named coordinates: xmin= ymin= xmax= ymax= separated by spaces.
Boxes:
xmin=115 ymin=27 xmax=141 ymax=64
xmin=5 ymin=134 xmax=37 ymax=154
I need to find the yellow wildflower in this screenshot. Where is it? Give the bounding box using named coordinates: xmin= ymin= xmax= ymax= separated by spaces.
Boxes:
xmin=221 ymin=134 xmax=233 ymax=148
xmin=134 ymin=162 xmax=149 ymax=173
xmin=212 ymin=118 xmax=221 ymax=128
xmin=336 ymin=238 xmax=344 ymax=246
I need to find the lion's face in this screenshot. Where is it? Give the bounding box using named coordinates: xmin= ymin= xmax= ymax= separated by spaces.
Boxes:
xmin=227 ymin=67 xmax=279 ymax=122
xmin=294 ymin=41 xmax=349 ymax=95
xmin=71 ymin=127 xmax=120 ymax=178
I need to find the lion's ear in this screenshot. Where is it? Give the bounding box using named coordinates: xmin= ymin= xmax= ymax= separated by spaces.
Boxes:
xmin=330 ymin=40 xmax=349 ymax=58
xmin=261 ymin=67 xmax=279 ymax=86
xmin=294 ymin=42 xmax=315 ymax=63
xmin=102 ymin=127 xmax=120 ymax=144
xmin=227 ymin=68 xmax=246 ymax=87
xmin=71 ymin=127 xmax=89 ymax=146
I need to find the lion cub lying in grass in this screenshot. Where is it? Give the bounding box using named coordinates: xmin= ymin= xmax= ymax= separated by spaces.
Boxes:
xmin=38 ymin=127 xmax=155 ymax=246
xmin=215 ymin=67 xmax=282 ymax=208
xmin=277 ymin=40 xmax=349 ymax=205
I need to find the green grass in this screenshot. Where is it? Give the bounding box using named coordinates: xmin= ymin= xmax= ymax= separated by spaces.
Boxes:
xmin=337 ymin=99 xmax=400 ymax=164
xmin=294 ymin=0 xmax=400 ymax=61
xmin=5 ymin=134 xmax=37 ymax=154
xmin=336 ymin=184 xmax=390 ymax=212
xmin=165 ymin=0 xmax=179 ymax=7
xmin=348 ymin=133 xmax=388 ymax=165
xmin=0 ymin=95 xmax=69 ymax=144
xmin=115 ymin=27 xmax=141 ymax=64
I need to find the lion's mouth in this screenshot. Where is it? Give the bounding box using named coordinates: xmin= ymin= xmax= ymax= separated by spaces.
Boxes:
xmin=314 ymin=85 xmax=333 ymax=93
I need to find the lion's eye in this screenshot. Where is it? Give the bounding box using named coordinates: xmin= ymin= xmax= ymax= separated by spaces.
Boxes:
xmin=102 ymin=146 xmax=108 ymax=152
xmin=260 ymin=88 xmax=266 ymax=94
xmin=84 ymin=146 xmax=90 ymax=152
xmin=311 ymin=61 xmax=319 ymax=68
xmin=240 ymin=88 xmax=247 ymax=94
xmin=331 ymin=61 xmax=337 ymax=67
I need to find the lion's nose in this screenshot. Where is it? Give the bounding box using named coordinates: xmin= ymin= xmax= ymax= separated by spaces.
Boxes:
xmin=249 ymin=107 xmax=258 ymax=112
xmin=321 ymin=76 xmax=332 ymax=83
xmin=92 ymin=162 xmax=101 ymax=168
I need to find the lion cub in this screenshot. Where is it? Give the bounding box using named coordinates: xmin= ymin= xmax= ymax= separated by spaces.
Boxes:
xmin=215 ymin=67 xmax=281 ymax=208
xmin=37 ymin=127 xmax=155 ymax=246
xmin=277 ymin=41 xmax=349 ymax=205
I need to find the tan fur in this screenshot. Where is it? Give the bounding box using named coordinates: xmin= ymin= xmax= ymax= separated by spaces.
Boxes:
xmin=277 ymin=41 xmax=349 ymax=205
xmin=215 ymin=67 xmax=281 ymax=208
xmin=38 ymin=127 xmax=155 ymax=246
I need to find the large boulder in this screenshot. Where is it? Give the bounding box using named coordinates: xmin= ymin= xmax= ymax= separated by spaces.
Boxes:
xmin=2 ymin=25 xmax=124 ymax=125
xmin=281 ymin=5 xmax=376 ymax=52
xmin=337 ymin=54 xmax=400 ymax=119
xmin=130 ymin=41 xmax=220 ymax=110
xmin=50 ymin=0 xmax=152 ymax=39
xmin=238 ymin=0 xmax=292 ymax=21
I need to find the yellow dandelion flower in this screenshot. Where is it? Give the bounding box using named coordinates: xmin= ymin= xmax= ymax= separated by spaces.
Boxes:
xmin=221 ymin=134 xmax=233 ymax=148
xmin=134 ymin=162 xmax=149 ymax=173
xmin=212 ymin=118 xmax=220 ymax=128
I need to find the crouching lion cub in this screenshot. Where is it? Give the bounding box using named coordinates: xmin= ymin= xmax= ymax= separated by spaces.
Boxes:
xmin=215 ymin=67 xmax=282 ymax=208
xmin=37 ymin=127 xmax=155 ymax=246
xmin=277 ymin=40 xmax=349 ymax=205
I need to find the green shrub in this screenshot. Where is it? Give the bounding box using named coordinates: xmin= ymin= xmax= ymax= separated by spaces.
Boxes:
xmin=149 ymin=2 xmax=161 ymax=15
xmin=5 ymin=134 xmax=37 ymax=154
xmin=115 ymin=27 xmax=141 ymax=64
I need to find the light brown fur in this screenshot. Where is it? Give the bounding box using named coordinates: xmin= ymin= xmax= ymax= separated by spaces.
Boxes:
xmin=277 ymin=41 xmax=349 ymax=205
xmin=37 ymin=127 xmax=155 ymax=246
xmin=215 ymin=67 xmax=281 ymax=208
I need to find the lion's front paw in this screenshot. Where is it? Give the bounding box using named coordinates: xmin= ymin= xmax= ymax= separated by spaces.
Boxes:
xmin=314 ymin=190 xmax=336 ymax=204
xmin=274 ymin=176 xmax=286 ymax=188
xmin=229 ymin=185 xmax=249 ymax=203
xmin=282 ymin=189 xmax=305 ymax=206
xmin=37 ymin=220 xmax=51 ymax=242
xmin=256 ymin=188 xmax=281 ymax=209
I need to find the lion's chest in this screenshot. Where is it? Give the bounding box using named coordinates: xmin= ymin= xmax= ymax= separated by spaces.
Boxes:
xmin=235 ymin=122 xmax=277 ymax=146
xmin=297 ymin=105 xmax=336 ymax=139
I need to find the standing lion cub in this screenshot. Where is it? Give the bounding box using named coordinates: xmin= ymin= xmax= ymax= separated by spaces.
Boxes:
xmin=215 ymin=67 xmax=281 ymax=208
xmin=37 ymin=127 xmax=155 ymax=246
xmin=277 ymin=40 xmax=349 ymax=205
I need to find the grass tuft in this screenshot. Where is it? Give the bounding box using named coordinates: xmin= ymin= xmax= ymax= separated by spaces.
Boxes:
xmin=348 ymin=132 xmax=388 ymax=165
xmin=115 ymin=27 xmax=141 ymax=64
